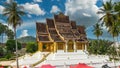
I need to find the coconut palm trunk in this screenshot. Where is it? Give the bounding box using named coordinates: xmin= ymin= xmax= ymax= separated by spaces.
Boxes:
xmin=113 ymin=37 xmax=116 ymax=68
xmin=14 ymin=28 xmax=19 ymax=68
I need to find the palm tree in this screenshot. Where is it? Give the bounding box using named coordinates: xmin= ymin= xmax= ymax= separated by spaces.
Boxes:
xmin=3 ymin=1 xmax=25 ymax=68
xmin=108 ymin=23 xmax=119 ymax=42
xmin=98 ymin=1 xmax=120 ymax=41
xmin=114 ymin=2 xmax=120 ymax=42
xmin=93 ymin=23 xmax=103 ymax=46
xmin=97 ymin=0 xmax=118 ymax=31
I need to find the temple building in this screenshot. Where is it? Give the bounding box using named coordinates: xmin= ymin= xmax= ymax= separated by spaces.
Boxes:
xmin=36 ymin=13 xmax=88 ymax=52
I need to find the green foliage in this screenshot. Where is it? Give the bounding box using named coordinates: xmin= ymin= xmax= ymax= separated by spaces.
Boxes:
xmin=26 ymin=42 xmax=38 ymax=53
xmin=98 ymin=1 xmax=120 ymax=42
xmin=6 ymin=39 xmax=22 ymax=52
xmin=43 ymin=44 xmax=46 ymax=49
xmin=0 ymin=58 xmax=8 ymax=61
xmin=88 ymin=39 xmax=112 ymax=55
xmin=6 ymin=29 xmax=14 ymax=39
xmin=0 ymin=46 xmax=4 ymax=57
xmin=5 ymin=53 xmax=12 ymax=59
xmin=0 ymin=46 xmax=7 ymax=58
xmin=93 ymin=23 xmax=103 ymax=39
xmin=107 ymin=46 xmax=118 ymax=59
xmin=0 ymin=23 xmax=14 ymax=42
xmin=3 ymin=2 xmax=25 ymax=29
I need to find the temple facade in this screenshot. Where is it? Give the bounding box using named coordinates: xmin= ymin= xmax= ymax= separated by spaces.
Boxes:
xmin=36 ymin=13 xmax=88 ymax=52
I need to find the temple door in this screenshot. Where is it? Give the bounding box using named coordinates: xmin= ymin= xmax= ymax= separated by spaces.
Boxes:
xmin=67 ymin=40 xmax=74 ymax=52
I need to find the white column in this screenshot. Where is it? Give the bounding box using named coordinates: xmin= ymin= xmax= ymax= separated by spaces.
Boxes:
xmin=85 ymin=44 xmax=87 ymax=51
xmin=74 ymin=40 xmax=76 ymax=52
xmin=66 ymin=40 xmax=68 ymax=52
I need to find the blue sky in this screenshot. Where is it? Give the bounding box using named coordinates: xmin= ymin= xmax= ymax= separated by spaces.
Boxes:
xmin=0 ymin=0 xmax=120 ymax=42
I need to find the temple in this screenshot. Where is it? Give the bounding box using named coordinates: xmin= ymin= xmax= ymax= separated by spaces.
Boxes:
xmin=36 ymin=13 xmax=88 ymax=52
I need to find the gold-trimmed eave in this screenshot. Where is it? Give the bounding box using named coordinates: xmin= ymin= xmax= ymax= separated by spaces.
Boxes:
xmin=46 ymin=24 xmax=54 ymax=42
xmin=53 ymin=18 xmax=65 ymax=41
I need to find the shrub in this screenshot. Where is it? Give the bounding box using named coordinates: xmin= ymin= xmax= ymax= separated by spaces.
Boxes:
xmin=6 ymin=39 xmax=22 ymax=53
xmin=26 ymin=42 xmax=38 ymax=53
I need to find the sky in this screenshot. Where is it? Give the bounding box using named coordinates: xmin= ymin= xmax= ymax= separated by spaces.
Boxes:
xmin=0 ymin=0 xmax=120 ymax=42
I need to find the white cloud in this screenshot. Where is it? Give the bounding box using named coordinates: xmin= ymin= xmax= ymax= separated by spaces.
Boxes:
xmin=6 ymin=0 xmax=13 ymax=3
xmin=21 ymin=3 xmax=45 ymax=16
xmin=0 ymin=5 xmax=4 ymax=14
xmin=50 ymin=5 xmax=60 ymax=13
xmin=83 ymin=13 xmax=91 ymax=17
xmin=33 ymin=0 xmax=42 ymax=2
xmin=20 ymin=30 xmax=29 ymax=37
xmin=17 ymin=19 xmax=45 ymax=30
xmin=27 ymin=14 xmax=32 ymax=18
xmin=65 ymin=0 xmax=99 ymax=27
xmin=17 ymin=22 xmax=35 ymax=30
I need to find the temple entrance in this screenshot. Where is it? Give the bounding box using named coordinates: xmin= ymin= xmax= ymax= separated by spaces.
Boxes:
xmin=77 ymin=43 xmax=84 ymax=50
xmin=67 ymin=40 xmax=74 ymax=52
xmin=57 ymin=42 xmax=64 ymax=50
xmin=42 ymin=43 xmax=51 ymax=52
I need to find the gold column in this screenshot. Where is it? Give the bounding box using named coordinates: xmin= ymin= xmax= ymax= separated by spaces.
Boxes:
xmin=50 ymin=43 xmax=53 ymax=52
xmin=54 ymin=42 xmax=57 ymax=52
xmin=64 ymin=43 xmax=65 ymax=52
xmin=38 ymin=42 xmax=42 ymax=51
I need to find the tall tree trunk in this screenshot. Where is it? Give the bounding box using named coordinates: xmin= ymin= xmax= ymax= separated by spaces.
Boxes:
xmin=116 ymin=37 xmax=119 ymax=58
xmin=117 ymin=37 xmax=119 ymax=44
xmin=97 ymin=36 xmax=99 ymax=54
xmin=113 ymin=37 xmax=117 ymax=68
xmin=97 ymin=37 xmax=99 ymax=46
xmin=14 ymin=28 xmax=19 ymax=68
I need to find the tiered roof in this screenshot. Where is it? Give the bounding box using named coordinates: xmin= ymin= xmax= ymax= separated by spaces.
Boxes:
xmin=54 ymin=13 xmax=69 ymax=23
xmin=36 ymin=23 xmax=48 ymax=34
xmin=46 ymin=19 xmax=55 ymax=28
xmin=46 ymin=19 xmax=64 ymax=42
xmin=36 ymin=13 xmax=87 ymax=42
xmin=71 ymin=21 xmax=77 ymax=29
xmin=36 ymin=23 xmax=51 ymax=42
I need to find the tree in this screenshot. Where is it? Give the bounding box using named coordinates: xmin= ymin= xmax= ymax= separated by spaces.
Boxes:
xmin=88 ymin=39 xmax=112 ymax=55
xmin=98 ymin=1 xmax=120 ymax=42
xmin=3 ymin=1 xmax=25 ymax=68
xmin=6 ymin=29 xmax=14 ymax=39
xmin=0 ymin=46 xmax=4 ymax=57
xmin=108 ymin=23 xmax=119 ymax=42
xmin=107 ymin=46 xmax=118 ymax=68
xmin=6 ymin=39 xmax=21 ymax=53
xmin=114 ymin=2 xmax=120 ymax=42
xmin=26 ymin=42 xmax=38 ymax=53
xmin=97 ymin=0 xmax=115 ymax=28
xmin=0 ymin=23 xmax=14 ymax=42
xmin=0 ymin=23 xmax=8 ymax=44
xmin=93 ymin=23 xmax=103 ymax=46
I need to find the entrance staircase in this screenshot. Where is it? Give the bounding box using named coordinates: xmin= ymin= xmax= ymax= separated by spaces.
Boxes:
xmin=35 ymin=50 xmax=110 ymax=68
